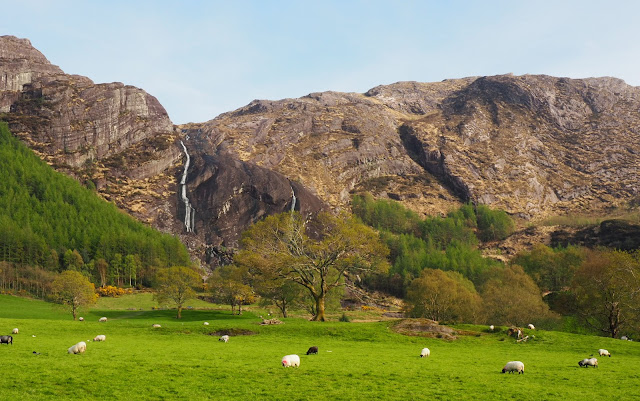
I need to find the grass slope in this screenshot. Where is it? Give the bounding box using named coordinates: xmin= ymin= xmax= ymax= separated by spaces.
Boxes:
xmin=1 ymin=295 xmax=639 ymax=400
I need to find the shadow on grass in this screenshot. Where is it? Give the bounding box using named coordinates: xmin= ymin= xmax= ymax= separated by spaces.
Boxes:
xmin=84 ymin=309 xmax=259 ymax=322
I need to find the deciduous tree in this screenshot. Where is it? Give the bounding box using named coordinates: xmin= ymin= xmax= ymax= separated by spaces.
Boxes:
xmin=51 ymin=270 xmax=97 ymax=320
xmin=236 ymin=212 xmax=389 ymax=321
xmin=481 ymin=264 xmax=556 ymax=326
xmin=154 ymin=266 xmax=201 ymax=319
xmin=403 ymin=268 xmax=481 ymax=323
xmin=572 ymin=249 xmax=640 ymax=338
xmin=208 ymin=265 xmax=255 ymax=315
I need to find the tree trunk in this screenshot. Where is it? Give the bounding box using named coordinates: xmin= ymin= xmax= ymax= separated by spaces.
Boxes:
xmin=72 ymin=304 xmax=77 ymax=320
xmin=313 ymin=296 xmax=326 ymax=321
xmin=177 ymin=305 xmax=182 ymax=319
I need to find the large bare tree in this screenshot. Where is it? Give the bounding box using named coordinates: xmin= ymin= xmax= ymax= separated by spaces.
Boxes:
xmin=236 ymin=212 xmax=389 ymax=321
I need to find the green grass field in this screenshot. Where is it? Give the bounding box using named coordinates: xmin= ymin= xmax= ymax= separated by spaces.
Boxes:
xmin=1 ymin=294 xmax=639 ymax=400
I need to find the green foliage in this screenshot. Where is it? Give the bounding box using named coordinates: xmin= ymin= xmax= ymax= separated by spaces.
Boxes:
xmin=50 ymin=270 xmax=97 ymax=319
xmin=154 ymin=266 xmax=202 ymax=319
xmin=572 ymin=249 xmax=640 ymax=338
xmin=0 ymin=122 xmax=190 ymax=294
xmin=514 ymin=244 xmax=584 ymax=292
xmin=475 ymin=204 xmax=515 ymax=241
xmin=481 ymin=265 xmax=557 ymax=326
xmin=208 ymin=265 xmax=256 ymax=315
xmin=404 ymin=269 xmax=481 ymax=323
xmin=353 ymin=195 xmax=504 ymax=294
xmin=352 ymin=193 xmax=421 ymax=235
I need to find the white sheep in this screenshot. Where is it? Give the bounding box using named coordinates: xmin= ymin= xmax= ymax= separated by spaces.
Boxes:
xmin=152 ymin=324 xmax=162 ymax=328
xmin=621 ymin=336 xmax=629 ymax=341
xmin=578 ymin=358 xmax=598 ymax=368
xmin=527 ymin=324 xmax=535 ymax=330
xmin=68 ymin=341 xmax=87 ymax=354
xmin=203 ymin=322 xmax=209 ymax=326
xmin=501 ymin=361 xmax=525 ymax=374
xmin=598 ymin=349 xmax=611 ymax=357
xmin=420 ymin=348 xmax=430 ymax=358
xmin=489 ymin=325 xmax=495 ymax=331
xmin=219 ymin=335 xmax=229 ymax=343
xmin=11 ymin=328 xmax=18 ymax=334
xmin=78 ymin=317 xmax=84 ymax=321
xmin=98 ymin=317 xmax=108 ymax=322
xmin=93 ymin=335 xmax=106 ymax=342
xmin=282 ymin=354 xmax=300 ymax=367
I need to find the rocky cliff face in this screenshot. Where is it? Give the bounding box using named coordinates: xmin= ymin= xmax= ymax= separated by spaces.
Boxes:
xmin=0 ymin=35 xmax=184 ymax=234
xmin=185 ymin=74 xmax=640 ymax=221
xmin=0 ymin=35 xmax=327 ymax=264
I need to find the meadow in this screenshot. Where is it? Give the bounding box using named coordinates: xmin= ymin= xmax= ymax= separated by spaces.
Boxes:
xmin=1 ymin=294 xmax=639 ymax=400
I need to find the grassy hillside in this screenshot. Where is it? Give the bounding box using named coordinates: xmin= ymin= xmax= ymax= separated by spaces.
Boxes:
xmin=0 ymin=122 xmax=190 ymax=291
xmin=1 ymin=295 xmax=638 ymax=400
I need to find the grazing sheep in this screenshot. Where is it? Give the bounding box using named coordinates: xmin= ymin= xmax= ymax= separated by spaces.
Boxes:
xmin=93 ymin=335 xmax=106 ymax=342
xmin=68 ymin=341 xmax=87 ymax=354
xmin=306 ymin=346 xmax=318 ymax=355
xmin=579 ymin=358 xmax=598 ymax=368
xmin=489 ymin=325 xmax=495 ymax=331
xmin=621 ymin=336 xmax=629 ymax=341
xmin=12 ymin=328 xmax=18 ymax=334
xmin=203 ymin=322 xmax=209 ymax=326
xmin=282 ymin=354 xmax=300 ymax=367
xmin=78 ymin=317 xmax=84 ymax=321
xmin=98 ymin=317 xmax=108 ymax=322
xmin=0 ymin=335 xmax=13 ymax=345
xmin=501 ymin=361 xmax=525 ymax=374
xmin=527 ymin=324 xmax=535 ymax=330
xmin=598 ymin=349 xmax=611 ymax=357
xmin=152 ymin=324 xmax=162 ymax=328
xmin=420 ymin=348 xmax=431 ymax=358
xmin=219 ymin=335 xmax=229 ymax=343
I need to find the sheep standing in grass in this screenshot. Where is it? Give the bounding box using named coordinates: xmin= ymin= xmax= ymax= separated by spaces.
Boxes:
xmin=420 ymin=348 xmax=430 ymax=358
xmin=68 ymin=341 xmax=87 ymax=354
xmin=99 ymin=317 xmax=107 ymax=322
xmin=219 ymin=335 xmax=229 ymax=343
xmin=501 ymin=361 xmax=525 ymax=374
xmin=527 ymin=324 xmax=535 ymax=330
xmin=93 ymin=335 xmax=106 ymax=342
xmin=306 ymin=346 xmax=318 ymax=355
xmin=282 ymin=354 xmax=300 ymax=367
xmin=579 ymin=358 xmax=598 ymax=367
xmin=489 ymin=325 xmax=495 ymax=331
xmin=203 ymin=322 xmax=209 ymax=326
xmin=598 ymin=349 xmax=611 ymax=357
xmin=152 ymin=324 xmax=161 ymax=328
xmin=78 ymin=317 xmax=84 ymax=321
xmin=12 ymin=328 xmax=18 ymax=334
xmin=0 ymin=335 xmax=13 ymax=345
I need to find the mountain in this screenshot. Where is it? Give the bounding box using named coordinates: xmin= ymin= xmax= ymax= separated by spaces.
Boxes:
xmin=2 ymin=35 xmax=640 ymax=266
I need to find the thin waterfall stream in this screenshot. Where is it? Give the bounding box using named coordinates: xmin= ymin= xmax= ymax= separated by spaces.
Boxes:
xmin=179 ymin=140 xmax=195 ymax=232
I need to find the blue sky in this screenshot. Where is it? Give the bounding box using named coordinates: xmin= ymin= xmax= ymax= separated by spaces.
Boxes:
xmin=3 ymin=0 xmax=640 ymax=124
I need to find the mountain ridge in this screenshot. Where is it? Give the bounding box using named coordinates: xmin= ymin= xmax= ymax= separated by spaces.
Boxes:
xmin=2 ymin=35 xmax=639 ymax=266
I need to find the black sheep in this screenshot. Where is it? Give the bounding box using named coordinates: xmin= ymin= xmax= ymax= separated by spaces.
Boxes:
xmin=306 ymin=346 xmax=318 ymax=355
xmin=0 ymin=335 xmax=13 ymax=345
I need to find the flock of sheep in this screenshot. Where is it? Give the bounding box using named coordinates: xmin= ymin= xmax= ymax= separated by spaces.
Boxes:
xmin=0 ymin=319 xmax=621 ymax=374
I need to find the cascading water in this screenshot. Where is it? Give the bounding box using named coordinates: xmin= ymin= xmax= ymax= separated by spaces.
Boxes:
xmin=290 ymin=184 xmax=297 ymax=212
xmin=179 ymin=140 xmax=195 ymax=232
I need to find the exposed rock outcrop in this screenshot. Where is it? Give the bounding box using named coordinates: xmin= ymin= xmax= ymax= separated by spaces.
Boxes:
xmin=186 ymin=74 xmax=640 ymax=221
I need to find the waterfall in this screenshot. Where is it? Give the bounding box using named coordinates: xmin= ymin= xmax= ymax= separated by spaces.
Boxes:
xmin=179 ymin=140 xmax=194 ymax=232
xmin=290 ymin=184 xmax=297 ymax=212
